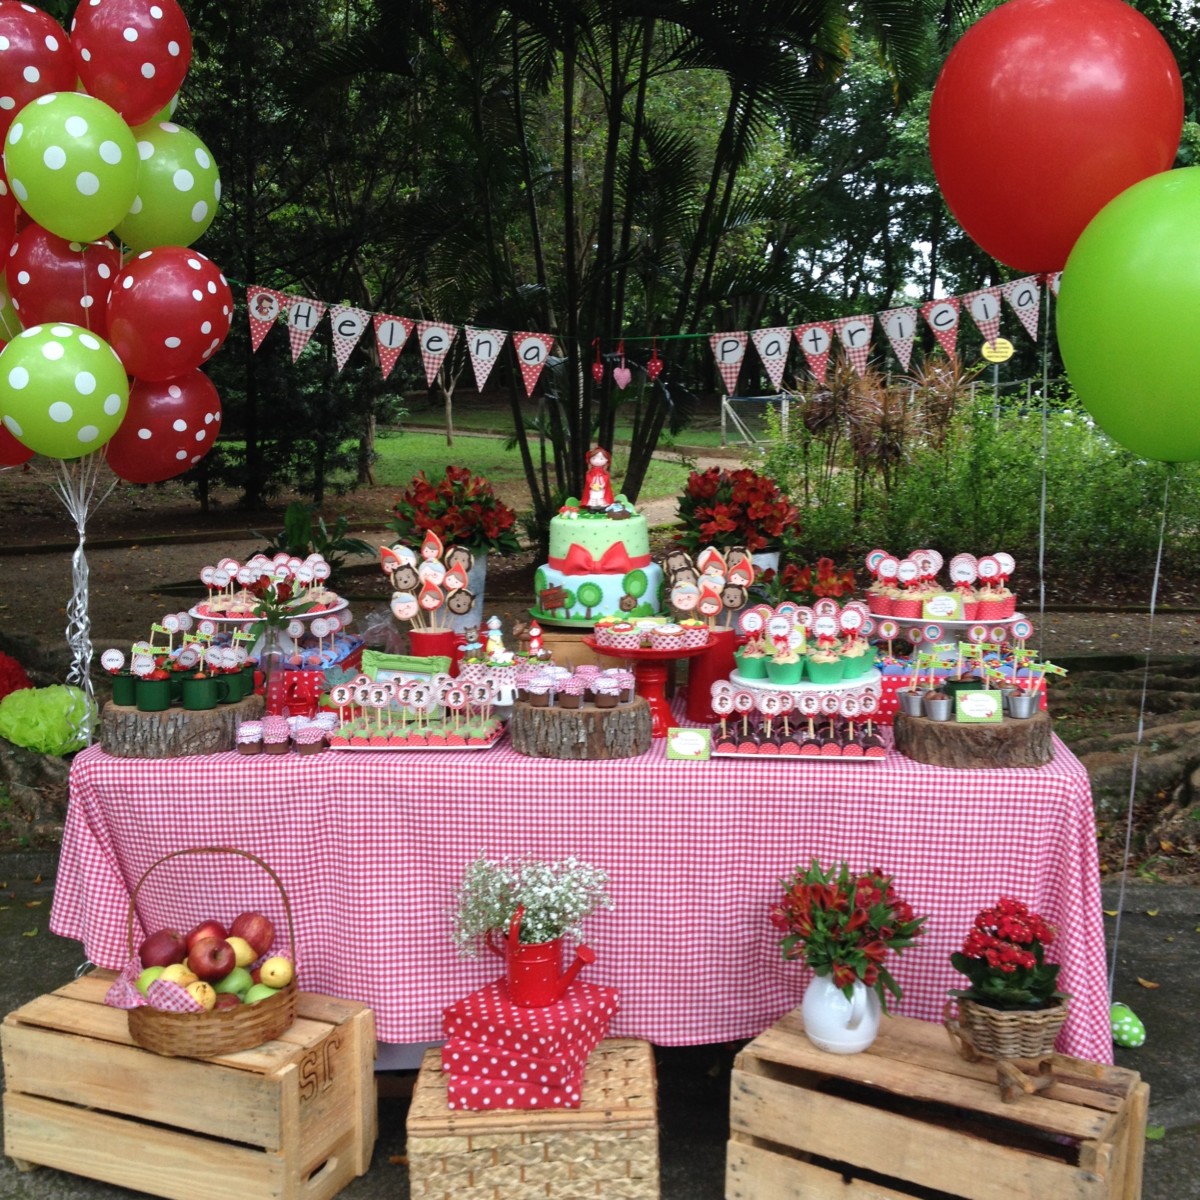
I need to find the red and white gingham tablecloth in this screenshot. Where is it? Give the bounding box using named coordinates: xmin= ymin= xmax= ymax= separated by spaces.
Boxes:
xmin=50 ymin=731 xmax=1111 ymax=1063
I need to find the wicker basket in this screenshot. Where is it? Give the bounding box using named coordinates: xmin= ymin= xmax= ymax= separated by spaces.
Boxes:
xmin=126 ymin=846 xmax=298 ymax=1058
xmin=943 ymin=996 xmax=1069 ymax=1061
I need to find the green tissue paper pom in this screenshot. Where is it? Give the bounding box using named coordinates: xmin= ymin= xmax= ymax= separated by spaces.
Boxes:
xmin=0 ymin=685 xmax=95 ymax=755
xmin=1110 ymin=1002 xmax=1146 ymax=1048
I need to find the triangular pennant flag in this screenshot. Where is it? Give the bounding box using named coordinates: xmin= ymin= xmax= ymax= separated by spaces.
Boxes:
xmin=709 ymin=331 xmax=747 ymax=395
xmin=834 ymin=314 xmax=872 ymax=377
xmin=921 ymin=297 xmax=961 ymax=357
xmin=286 ymin=296 xmax=326 ymax=361
xmin=793 ymin=322 xmax=834 ymax=384
xmin=329 ymin=305 xmax=370 ymax=371
xmin=750 ymin=326 xmax=790 ymax=391
xmin=962 ymin=287 xmax=1003 ymax=347
xmin=246 ymin=286 xmax=286 ymax=352
xmin=512 ymin=331 xmax=556 ymax=395
xmin=1046 ymin=271 xmax=1062 ymax=298
xmin=879 ymin=307 xmax=918 ymax=371
xmin=1002 ymin=276 xmax=1042 ymax=342
xmin=464 ymin=326 xmax=508 ymax=392
xmin=416 ymin=320 xmax=458 ymax=386
xmin=373 ymin=313 xmax=414 ymax=380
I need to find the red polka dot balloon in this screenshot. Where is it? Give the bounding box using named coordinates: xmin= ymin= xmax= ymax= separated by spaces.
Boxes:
xmin=0 ymin=410 xmax=32 ymax=465
xmin=105 ymin=245 xmax=233 ymax=380
xmin=0 ymin=2 xmax=76 ymax=141
xmin=0 ymin=170 xmax=20 ymax=261
xmin=70 ymin=0 xmax=192 ymax=127
xmin=6 ymin=222 xmax=120 ymax=336
xmin=104 ymin=368 xmax=220 ymax=482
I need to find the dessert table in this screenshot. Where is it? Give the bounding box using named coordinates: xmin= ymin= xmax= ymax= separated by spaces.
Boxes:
xmin=50 ymin=730 xmax=1111 ymax=1063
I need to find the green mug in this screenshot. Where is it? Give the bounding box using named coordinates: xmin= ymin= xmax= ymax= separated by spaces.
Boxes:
xmin=220 ymin=669 xmax=247 ymax=703
xmin=181 ymin=674 xmax=231 ymax=711
xmin=135 ymin=677 xmax=173 ymax=712
xmin=110 ymin=672 xmax=136 ymax=706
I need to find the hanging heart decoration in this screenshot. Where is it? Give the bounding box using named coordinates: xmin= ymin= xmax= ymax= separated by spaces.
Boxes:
xmin=613 ymin=339 xmax=631 ymax=389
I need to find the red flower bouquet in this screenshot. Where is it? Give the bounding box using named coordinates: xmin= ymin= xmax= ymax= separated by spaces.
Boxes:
xmin=950 ymin=897 xmax=1065 ymax=1010
xmin=759 ymin=557 xmax=856 ymax=605
xmin=389 ymin=465 xmax=521 ymax=555
xmin=674 ymin=466 xmax=798 ymax=555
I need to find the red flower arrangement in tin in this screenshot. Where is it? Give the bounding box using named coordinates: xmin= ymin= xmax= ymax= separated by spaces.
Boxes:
xmin=759 ymin=557 xmax=856 ymax=605
xmin=389 ymin=465 xmax=521 ymax=555
xmin=771 ymin=859 xmax=927 ymax=1010
xmin=674 ymin=466 xmax=799 ymax=555
xmin=950 ymin=897 xmax=1065 ymax=1011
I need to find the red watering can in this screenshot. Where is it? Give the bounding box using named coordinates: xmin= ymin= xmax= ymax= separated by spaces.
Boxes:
xmin=493 ymin=904 xmax=596 ymax=1008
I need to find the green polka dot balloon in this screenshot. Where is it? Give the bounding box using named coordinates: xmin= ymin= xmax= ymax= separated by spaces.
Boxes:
xmin=0 ymin=323 xmax=129 ymax=460
xmin=3 ymin=92 xmax=138 ymax=243
xmin=116 ymin=120 xmax=220 ymax=252
xmin=1110 ymin=1002 xmax=1146 ymax=1048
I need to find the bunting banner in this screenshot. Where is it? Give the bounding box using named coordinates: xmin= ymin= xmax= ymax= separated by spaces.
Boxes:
xmin=709 ymin=330 xmax=747 ymax=395
xmin=286 ymin=296 xmax=326 ymax=362
xmin=834 ymin=314 xmax=873 ymax=377
xmin=512 ymin=330 xmax=556 ymax=395
xmin=963 ymin=287 xmax=1003 ymax=347
xmin=464 ymin=326 xmax=508 ymax=392
xmin=793 ymin=321 xmax=834 ymax=384
xmin=416 ymin=320 xmax=458 ymax=386
xmin=1046 ymin=271 xmax=1062 ymax=298
xmin=246 ymin=286 xmax=287 ymax=352
xmin=373 ymin=313 xmax=414 ymax=380
xmin=330 ymin=305 xmax=370 ymax=371
xmin=921 ymin=297 xmax=961 ymax=358
xmin=1002 ymin=276 xmax=1042 ymax=342
xmin=879 ymin=306 xmax=918 ymax=371
xmin=750 ymin=326 xmax=791 ymax=391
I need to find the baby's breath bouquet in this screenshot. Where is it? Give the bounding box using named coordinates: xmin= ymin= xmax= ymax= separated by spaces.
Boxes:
xmin=453 ymin=855 xmax=613 ymax=956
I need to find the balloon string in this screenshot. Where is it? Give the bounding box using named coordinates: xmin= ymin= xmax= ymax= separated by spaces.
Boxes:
xmin=1036 ymin=283 xmax=1051 ymax=654
xmin=1106 ymin=468 xmax=1171 ymax=1000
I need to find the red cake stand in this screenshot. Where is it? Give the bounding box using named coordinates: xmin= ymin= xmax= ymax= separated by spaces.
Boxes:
xmin=583 ymin=636 xmax=712 ymax=738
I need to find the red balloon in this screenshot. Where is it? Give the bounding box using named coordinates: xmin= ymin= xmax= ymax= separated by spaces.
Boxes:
xmin=104 ymin=370 xmax=222 ymax=483
xmin=0 ymin=2 xmax=77 ymax=141
xmin=0 ymin=171 xmax=20 ymax=263
xmin=106 ymin=246 xmax=233 ymax=381
xmin=6 ymin=224 xmax=121 ymax=336
xmin=70 ymin=0 xmax=192 ymax=126
xmin=0 ymin=413 xmax=33 ymax=466
xmin=929 ymin=0 xmax=1183 ymax=273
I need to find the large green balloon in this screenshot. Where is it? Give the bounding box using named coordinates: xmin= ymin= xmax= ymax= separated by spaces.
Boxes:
xmin=116 ymin=121 xmax=221 ymax=251
xmin=0 ymin=276 xmax=21 ymax=341
xmin=0 ymin=323 xmax=129 ymax=460
xmin=1057 ymin=167 xmax=1200 ymax=462
xmin=3 ymin=92 xmax=138 ymax=243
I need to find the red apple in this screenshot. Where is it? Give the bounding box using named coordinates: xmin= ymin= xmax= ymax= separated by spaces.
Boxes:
xmin=187 ymin=936 xmax=237 ymax=982
xmin=230 ymin=911 xmax=275 ymax=957
xmin=186 ymin=919 xmax=228 ymax=951
xmin=214 ymin=992 xmax=243 ymax=1011
xmin=139 ymin=927 xmax=187 ymax=968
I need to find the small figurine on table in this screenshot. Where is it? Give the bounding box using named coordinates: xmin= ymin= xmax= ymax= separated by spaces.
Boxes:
xmin=584 ymin=445 xmax=614 ymax=510
xmin=484 ymin=615 xmax=506 ymax=658
xmin=528 ymin=621 xmax=544 ymax=655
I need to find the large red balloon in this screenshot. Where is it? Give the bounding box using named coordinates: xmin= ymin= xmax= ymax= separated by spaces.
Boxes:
xmin=6 ymin=224 xmax=121 ymax=336
xmin=0 ymin=2 xmax=77 ymax=141
xmin=106 ymin=246 xmax=233 ymax=381
xmin=929 ymin=0 xmax=1183 ymax=273
xmin=0 ymin=171 xmax=20 ymax=263
xmin=104 ymin=370 xmax=222 ymax=483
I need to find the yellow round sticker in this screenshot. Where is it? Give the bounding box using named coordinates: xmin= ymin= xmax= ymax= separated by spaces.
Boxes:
xmin=981 ymin=338 xmax=1014 ymax=362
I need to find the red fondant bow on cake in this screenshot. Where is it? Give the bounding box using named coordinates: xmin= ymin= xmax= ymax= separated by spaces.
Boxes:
xmin=548 ymin=542 xmax=651 ymax=573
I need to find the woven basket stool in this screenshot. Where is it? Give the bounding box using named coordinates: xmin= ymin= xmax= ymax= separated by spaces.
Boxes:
xmin=406 ymin=1037 xmax=660 ymax=1200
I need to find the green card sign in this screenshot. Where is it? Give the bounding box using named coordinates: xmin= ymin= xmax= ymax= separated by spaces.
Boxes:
xmin=956 ymin=690 xmax=1003 ymax=723
xmin=667 ymin=727 xmax=711 ymax=760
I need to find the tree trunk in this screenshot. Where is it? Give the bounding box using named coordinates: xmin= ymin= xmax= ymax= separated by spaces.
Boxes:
xmin=509 ymin=696 xmax=652 ymax=760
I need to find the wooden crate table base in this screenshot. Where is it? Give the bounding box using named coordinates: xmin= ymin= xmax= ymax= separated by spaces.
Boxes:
xmin=407 ymin=1037 xmax=660 ymax=1200
xmin=2 ymin=969 xmax=377 ymax=1200
xmin=727 ymin=1007 xmax=1148 ymax=1200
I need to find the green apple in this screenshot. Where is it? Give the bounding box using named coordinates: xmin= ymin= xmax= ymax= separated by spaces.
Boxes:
xmin=243 ymin=983 xmax=280 ymax=1005
xmin=136 ymin=965 xmax=165 ymax=995
xmin=213 ymin=966 xmax=253 ymax=996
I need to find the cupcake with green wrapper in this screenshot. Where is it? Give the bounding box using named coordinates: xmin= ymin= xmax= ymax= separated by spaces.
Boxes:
xmin=766 ymin=646 xmax=804 ymax=684
xmin=806 ymin=646 xmax=843 ymax=684
xmin=734 ymin=635 xmax=770 ymax=679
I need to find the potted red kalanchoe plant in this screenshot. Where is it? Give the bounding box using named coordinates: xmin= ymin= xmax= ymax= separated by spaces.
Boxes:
xmin=771 ymin=859 xmax=926 ymax=1054
xmin=389 ymin=465 xmax=521 ymax=556
xmin=674 ymin=466 xmax=798 ymax=557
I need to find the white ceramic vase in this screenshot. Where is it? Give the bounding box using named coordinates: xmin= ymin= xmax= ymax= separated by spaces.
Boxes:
xmin=801 ymin=973 xmax=882 ymax=1054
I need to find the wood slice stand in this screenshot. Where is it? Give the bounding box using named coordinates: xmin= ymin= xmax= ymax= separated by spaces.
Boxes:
xmin=100 ymin=694 xmax=265 ymax=759
xmin=508 ymin=697 xmax=652 ymax=760
xmin=892 ymin=708 xmax=1052 ymax=768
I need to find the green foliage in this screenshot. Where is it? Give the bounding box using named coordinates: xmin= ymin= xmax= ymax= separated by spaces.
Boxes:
xmin=254 ymin=501 xmax=373 ymax=586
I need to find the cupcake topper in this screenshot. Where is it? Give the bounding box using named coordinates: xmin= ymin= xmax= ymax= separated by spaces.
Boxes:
xmin=877 ymin=555 xmax=900 ymax=583
xmin=819 ymin=692 xmax=841 ymax=716
xmin=197 ymin=619 xmax=217 ymax=638
xmin=737 ymin=609 xmax=764 ymax=637
xmin=131 ymin=653 xmax=155 ymax=678
xmin=896 ymin=558 xmax=920 ymax=588
xmin=798 ymin=691 xmax=821 ymax=716
xmin=792 ymin=605 xmax=814 ymax=631
xmin=812 ymin=598 xmax=839 ymax=619
xmin=923 ymin=623 xmax=944 ymax=645
xmin=711 ymin=685 xmax=733 ymax=736
xmin=976 ymin=555 xmax=1001 ymax=586
xmin=101 ymin=648 xmax=125 ymax=673
xmin=294 ymin=563 xmax=315 ymax=587
xmin=994 ymin=551 xmax=1015 ymax=584
xmin=839 ymin=607 xmax=864 ymax=634
xmin=211 ymin=567 xmax=230 ymax=592
xmin=176 ymin=612 xmax=194 ymax=633
xmin=858 ymin=688 xmax=880 ymax=715
xmin=287 ymin=619 xmax=305 ymax=640
xmin=989 ymin=625 xmax=1008 ymax=646
xmin=1010 ymin=617 xmax=1033 ymax=649
xmin=840 ymin=692 xmax=861 ymax=718
xmin=200 ymin=565 xmax=216 ymax=600
xmin=865 ymin=548 xmax=888 ymax=577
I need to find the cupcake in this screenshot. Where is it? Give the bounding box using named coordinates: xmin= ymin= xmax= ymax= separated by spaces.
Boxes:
xmin=867 ymin=582 xmax=893 ymax=615
xmin=765 ymin=647 xmax=803 ymax=684
xmin=261 ymin=715 xmax=291 ymax=754
xmin=592 ymin=617 xmax=619 ymax=647
xmin=977 ymin=585 xmax=1016 ymax=619
xmin=649 ymin=623 xmax=684 ymax=651
xmin=236 ymin=720 xmax=263 ymax=755
xmin=609 ymin=622 xmax=641 ymax=652
xmin=678 ymin=618 xmax=709 ymax=649
xmin=891 ymin=590 xmax=921 ymax=619
xmin=840 ymin=637 xmax=876 ymax=678
xmin=734 ymin=636 xmax=769 ymax=679
xmin=806 ymin=648 xmax=843 ymax=684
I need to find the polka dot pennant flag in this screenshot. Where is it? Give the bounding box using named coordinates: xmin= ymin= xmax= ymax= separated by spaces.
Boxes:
xmin=416 ymin=319 xmax=457 ymax=386
xmin=329 ymin=304 xmax=369 ymax=371
xmin=880 ymin=307 xmax=918 ymax=370
xmin=372 ymin=312 xmax=413 ymax=380
xmin=512 ymin=330 xmax=556 ymax=396
xmin=963 ymin=286 xmax=1003 ymax=347
xmin=464 ymin=326 xmax=507 ymax=391
xmin=708 ymin=330 xmax=746 ymax=396
xmin=285 ymin=296 xmax=326 ymax=362
xmin=246 ymin=286 xmax=286 ymax=351
xmin=834 ymin=314 xmax=873 ymax=377
xmin=921 ymin=296 xmax=961 ymax=357
xmin=750 ymin=326 xmax=790 ymax=391
xmin=793 ymin=321 xmax=833 ymax=384
xmin=1046 ymin=270 xmax=1062 ymax=298
xmin=1003 ymin=276 xmax=1042 ymax=341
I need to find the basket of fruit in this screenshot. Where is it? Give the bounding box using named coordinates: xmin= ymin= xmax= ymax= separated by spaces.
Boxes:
xmin=125 ymin=846 xmax=298 ymax=1057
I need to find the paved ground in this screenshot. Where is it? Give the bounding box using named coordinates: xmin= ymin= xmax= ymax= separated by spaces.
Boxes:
xmin=0 ymin=851 xmax=1195 ymax=1199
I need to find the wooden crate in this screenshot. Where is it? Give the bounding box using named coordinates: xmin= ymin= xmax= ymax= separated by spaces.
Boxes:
xmin=3 ymin=969 xmax=377 ymax=1200
xmin=727 ymin=1007 xmax=1148 ymax=1200
xmin=407 ymin=1037 xmax=659 ymax=1200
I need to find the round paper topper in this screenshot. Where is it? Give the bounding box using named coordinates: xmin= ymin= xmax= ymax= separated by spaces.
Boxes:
xmin=865 ymin=548 xmax=888 ymax=573
xmin=100 ymin=648 xmax=125 ymax=672
xmin=859 ymin=688 xmax=880 ymax=715
xmin=1011 ymin=618 xmax=1033 ymax=640
xmin=732 ymin=690 xmax=756 ymax=714
xmin=877 ymin=619 xmax=899 ymax=640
